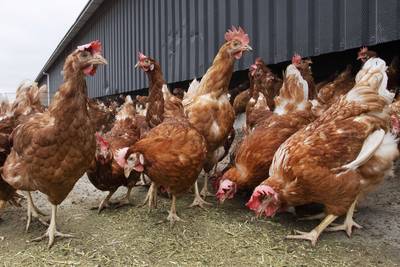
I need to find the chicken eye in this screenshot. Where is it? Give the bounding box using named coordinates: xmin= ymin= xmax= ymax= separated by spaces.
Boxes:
xmin=145 ymin=59 xmax=150 ymax=64
xmin=81 ymin=51 xmax=90 ymax=58
xmin=233 ymin=41 xmax=241 ymax=47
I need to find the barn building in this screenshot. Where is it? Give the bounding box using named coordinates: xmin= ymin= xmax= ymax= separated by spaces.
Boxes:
xmin=36 ymin=0 xmax=400 ymax=103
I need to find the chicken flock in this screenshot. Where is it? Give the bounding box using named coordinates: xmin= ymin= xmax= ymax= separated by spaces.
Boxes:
xmin=0 ymin=27 xmax=400 ymax=248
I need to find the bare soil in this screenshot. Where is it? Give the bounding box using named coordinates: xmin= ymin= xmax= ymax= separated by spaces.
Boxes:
xmin=1 ymin=163 xmax=400 ymax=266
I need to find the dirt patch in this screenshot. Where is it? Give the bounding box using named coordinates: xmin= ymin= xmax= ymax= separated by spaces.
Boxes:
xmin=1 ymin=162 xmax=400 ymax=266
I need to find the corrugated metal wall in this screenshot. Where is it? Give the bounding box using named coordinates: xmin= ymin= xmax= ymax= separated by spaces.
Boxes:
xmin=38 ymin=0 xmax=400 ymax=100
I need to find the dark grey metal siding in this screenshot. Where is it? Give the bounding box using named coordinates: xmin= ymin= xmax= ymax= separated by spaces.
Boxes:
xmin=38 ymin=0 xmax=400 ymax=100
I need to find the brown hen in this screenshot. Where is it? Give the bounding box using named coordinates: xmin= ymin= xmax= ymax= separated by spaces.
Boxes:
xmin=135 ymin=52 xmax=165 ymax=128
xmin=247 ymin=58 xmax=282 ymax=111
xmin=292 ymin=54 xmax=316 ymax=100
xmin=115 ymin=85 xmax=207 ymax=224
xmin=87 ymin=96 xmax=141 ymax=213
xmin=248 ymin=57 xmax=398 ymax=246
xmin=2 ymin=40 xmax=107 ymax=248
xmin=183 ymin=27 xmax=252 ymax=206
xmin=0 ymin=82 xmax=46 ymax=219
xmin=216 ymin=60 xmax=315 ymax=203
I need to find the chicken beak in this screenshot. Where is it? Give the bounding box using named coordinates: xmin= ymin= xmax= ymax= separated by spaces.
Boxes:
xmin=124 ymin=166 xmax=132 ymax=178
xmin=134 ymin=61 xmax=140 ymax=68
xmin=244 ymin=45 xmax=253 ymax=51
xmin=90 ymin=54 xmax=108 ymax=65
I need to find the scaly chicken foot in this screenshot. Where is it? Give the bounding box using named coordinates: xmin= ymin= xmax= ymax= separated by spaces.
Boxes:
xmin=140 ymin=182 xmax=157 ymax=210
xmin=26 ymin=192 xmax=49 ymax=232
xmin=92 ymin=189 xmax=116 ymax=214
xmin=31 ymin=204 xmax=74 ymax=249
xmin=167 ymin=195 xmax=185 ymax=226
xmin=190 ymin=181 xmax=212 ymax=209
xmin=286 ymin=214 xmax=338 ymax=246
xmin=200 ymin=174 xmax=214 ymax=198
xmin=298 ymin=212 xmax=325 ymax=221
xmin=326 ymin=198 xmax=362 ymax=237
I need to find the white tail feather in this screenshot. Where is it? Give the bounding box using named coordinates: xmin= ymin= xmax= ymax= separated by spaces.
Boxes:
xmin=340 ymin=129 xmax=385 ymax=171
xmin=183 ymin=78 xmax=200 ymax=107
xmin=125 ymin=95 xmax=133 ymax=103
xmin=187 ymin=78 xmax=200 ymax=96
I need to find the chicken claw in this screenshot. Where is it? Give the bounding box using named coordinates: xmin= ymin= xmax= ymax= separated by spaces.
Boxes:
xmin=200 ymin=175 xmax=214 ymax=198
xmin=167 ymin=195 xmax=185 ymax=226
xmin=31 ymin=229 xmax=74 ymax=249
xmin=286 ymin=214 xmax=338 ymax=246
xmin=286 ymin=230 xmax=320 ymax=246
xmin=92 ymin=189 xmax=116 ymax=214
xmin=190 ymin=181 xmax=212 ymax=209
xmin=26 ymin=192 xmax=48 ymax=232
xmin=30 ymin=204 xmax=74 ymax=249
xmin=326 ymin=199 xmax=362 ymax=237
xmin=200 ymin=186 xmax=214 ymax=198
xmin=167 ymin=212 xmax=185 ymax=226
xmin=325 ymin=219 xmax=362 ymax=237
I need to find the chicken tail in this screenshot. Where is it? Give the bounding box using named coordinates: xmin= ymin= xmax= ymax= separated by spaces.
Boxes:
xmin=337 ymin=129 xmax=385 ymax=172
xmin=182 ymin=79 xmax=200 ymax=107
xmin=115 ymin=95 xmax=136 ymax=120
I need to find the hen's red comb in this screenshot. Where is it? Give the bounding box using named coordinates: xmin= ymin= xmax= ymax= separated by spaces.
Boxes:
xmin=224 ymin=26 xmax=250 ymax=45
xmin=77 ymin=40 xmax=102 ymax=55
xmin=137 ymin=52 xmax=147 ymax=61
xmin=292 ymin=53 xmax=302 ymax=64
xmin=95 ymin=132 xmax=109 ymax=147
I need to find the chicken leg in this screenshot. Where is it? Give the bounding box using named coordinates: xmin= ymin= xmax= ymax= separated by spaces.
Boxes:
xmin=200 ymin=173 xmax=214 ymax=198
xmin=326 ymin=198 xmax=362 ymax=237
xmin=0 ymin=200 xmax=6 ymax=220
xmin=26 ymin=192 xmax=48 ymax=232
xmin=31 ymin=204 xmax=74 ymax=248
xmin=114 ymin=187 xmax=133 ymax=208
xmin=140 ymin=182 xmax=157 ymax=210
xmin=286 ymin=214 xmax=338 ymax=246
xmin=92 ymin=189 xmax=116 ymax=214
xmin=190 ymin=181 xmax=212 ymax=208
xmin=167 ymin=195 xmax=184 ymax=226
